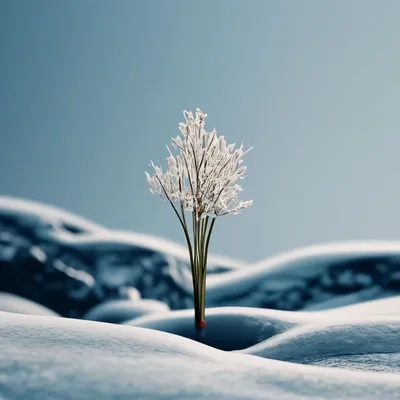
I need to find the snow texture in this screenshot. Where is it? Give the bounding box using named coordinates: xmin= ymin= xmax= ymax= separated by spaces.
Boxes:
xmin=1 ymin=311 xmax=400 ymax=400
xmin=2 ymin=196 xmax=400 ymax=399
xmin=83 ymin=298 xmax=169 ymax=324
xmin=322 ymin=294 xmax=400 ymax=316
xmin=0 ymin=196 xmax=106 ymax=234
xmin=0 ymin=292 xmax=59 ymax=317
xmin=125 ymin=307 xmax=304 ymax=351
xmin=239 ymin=316 xmax=400 ymax=366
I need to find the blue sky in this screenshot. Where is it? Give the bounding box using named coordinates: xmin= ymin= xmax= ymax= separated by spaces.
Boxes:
xmin=2 ymin=0 xmax=400 ymax=262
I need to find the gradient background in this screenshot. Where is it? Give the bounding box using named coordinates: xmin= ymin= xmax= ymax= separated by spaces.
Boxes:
xmin=1 ymin=0 xmax=400 ymax=262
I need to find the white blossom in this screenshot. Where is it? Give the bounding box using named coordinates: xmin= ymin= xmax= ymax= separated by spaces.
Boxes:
xmin=145 ymin=108 xmax=253 ymax=218
xmin=145 ymin=108 xmax=253 ymax=330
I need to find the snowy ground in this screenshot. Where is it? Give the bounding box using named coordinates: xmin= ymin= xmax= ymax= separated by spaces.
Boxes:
xmin=1 ymin=196 xmax=400 ymax=399
xmin=1 ymin=311 xmax=400 ymax=400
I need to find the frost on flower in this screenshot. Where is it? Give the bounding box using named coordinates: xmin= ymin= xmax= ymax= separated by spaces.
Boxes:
xmin=145 ymin=108 xmax=252 ymax=332
xmin=145 ymin=109 xmax=253 ymax=218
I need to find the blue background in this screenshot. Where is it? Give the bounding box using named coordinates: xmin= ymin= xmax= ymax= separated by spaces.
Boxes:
xmin=1 ymin=0 xmax=400 ymax=262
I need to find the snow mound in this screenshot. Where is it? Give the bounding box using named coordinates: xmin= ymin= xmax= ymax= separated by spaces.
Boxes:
xmin=0 ymin=292 xmax=59 ymax=317
xmin=1 ymin=312 xmax=399 ymax=400
xmin=322 ymin=295 xmax=400 ymax=316
xmin=309 ymin=353 xmax=400 ymax=373
xmin=239 ymin=315 xmax=400 ymax=371
xmin=3 ymin=195 xmax=400 ymax=314
xmin=0 ymin=195 xmax=105 ymax=234
xmin=83 ymin=299 xmax=170 ymax=324
xmin=301 ymin=288 xmax=395 ymax=311
xmin=126 ymin=306 xmax=336 ymax=351
xmin=207 ymin=240 xmax=400 ymax=308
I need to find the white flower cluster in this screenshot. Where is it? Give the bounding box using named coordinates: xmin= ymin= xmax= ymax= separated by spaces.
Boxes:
xmin=145 ymin=109 xmax=253 ymax=218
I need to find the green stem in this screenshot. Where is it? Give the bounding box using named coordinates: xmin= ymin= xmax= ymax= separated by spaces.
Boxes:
xmin=201 ymin=216 xmax=209 ymax=263
xmin=193 ymin=217 xmax=216 ymax=329
xmin=156 ymin=176 xmax=194 ymax=269
xmin=197 ymin=215 xmax=202 ymax=268
xmin=203 ymin=218 xmax=216 ymax=272
xmin=192 ymin=211 xmax=198 ymax=267
xmin=181 ymin=204 xmax=197 ymax=301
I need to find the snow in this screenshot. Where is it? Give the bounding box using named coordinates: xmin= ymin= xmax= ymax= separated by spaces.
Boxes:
xmin=0 ymin=196 xmax=105 ymax=234
xmin=83 ymin=299 xmax=170 ymax=324
xmin=239 ymin=315 xmax=400 ymax=367
xmin=51 ymin=229 xmax=247 ymax=270
xmin=207 ymin=240 xmax=400 ymax=303
xmin=0 ymin=195 xmax=245 ymax=272
xmin=126 ymin=304 xmax=400 ymax=359
xmin=125 ymin=307 xmax=303 ymax=350
xmin=0 ymin=292 xmax=59 ymax=317
xmin=301 ymin=286 xmax=392 ymax=311
xmin=3 ymin=195 xmax=400 ymax=313
xmin=2 ymin=196 xmax=400 ymax=398
xmin=323 ymin=295 xmax=400 ymax=316
xmin=1 ymin=311 xmax=400 ymax=400
xmin=309 ymin=353 xmax=400 ymax=373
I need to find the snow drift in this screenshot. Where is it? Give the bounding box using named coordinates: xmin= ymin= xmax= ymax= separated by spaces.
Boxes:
xmin=1 ymin=311 xmax=400 ymax=400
